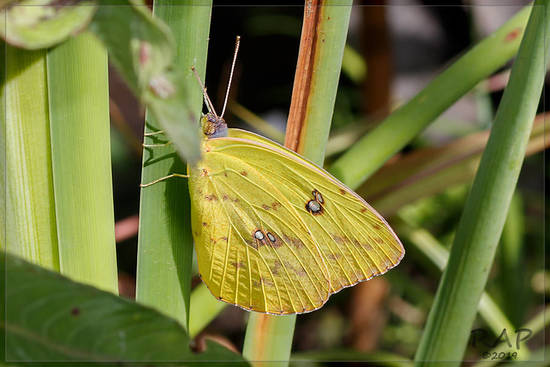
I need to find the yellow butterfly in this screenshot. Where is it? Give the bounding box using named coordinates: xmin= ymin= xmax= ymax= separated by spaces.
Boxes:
xmin=143 ymin=38 xmax=404 ymax=315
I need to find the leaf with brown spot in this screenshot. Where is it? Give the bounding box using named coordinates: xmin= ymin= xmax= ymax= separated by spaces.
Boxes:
xmin=505 ymin=27 xmax=523 ymax=42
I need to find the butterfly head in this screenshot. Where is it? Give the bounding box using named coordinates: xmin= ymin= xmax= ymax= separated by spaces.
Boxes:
xmin=193 ymin=36 xmax=240 ymax=141
xmin=201 ymin=112 xmax=228 ymax=138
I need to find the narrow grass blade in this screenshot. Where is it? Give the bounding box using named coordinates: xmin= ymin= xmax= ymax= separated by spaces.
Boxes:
xmin=244 ymin=314 xmax=297 ymax=364
xmin=3 ymin=47 xmax=59 ymax=270
xmin=414 ymin=1 xmax=550 ymax=364
xmin=325 ymin=119 xmax=370 ymax=157
xmin=497 ymin=193 xmax=526 ymax=326
xmin=0 ymin=41 xmax=4 ymax=251
xmin=189 ymin=283 xmax=228 ymax=338
xmin=47 ymin=32 xmax=117 ymax=293
xmin=136 ymin=0 xmax=211 ymax=332
xmin=243 ymin=1 xmax=351 ymax=365
xmin=522 ymin=305 xmax=549 ymax=340
xmin=329 ymin=5 xmax=532 ymax=189
xmin=395 ymin=216 xmax=517 ymax=341
xmin=285 ymin=0 xmax=353 ymax=162
xmin=341 ymin=44 xmax=367 ymax=84
xmin=229 ymin=101 xmax=285 ymax=144
xmin=359 ymin=114 xmax=549 ymax=216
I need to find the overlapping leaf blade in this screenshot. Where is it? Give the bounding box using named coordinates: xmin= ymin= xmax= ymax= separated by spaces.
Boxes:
xmin=89 ymin=0 xmax=201 ymax=163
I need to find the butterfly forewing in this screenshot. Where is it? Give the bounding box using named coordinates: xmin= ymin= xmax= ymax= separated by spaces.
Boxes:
xmin=210 ymin=129 xmax=405 ymax=294
xmin=189 ymin=150 xmax=331 ymax=314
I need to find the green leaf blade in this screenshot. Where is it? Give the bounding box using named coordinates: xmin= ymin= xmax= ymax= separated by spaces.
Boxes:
xmin=136 ymin=0 xmax=211 ymax=332
xmin=47 ymin=32 xmax=118 ymax=293
xmin=3 ymin=251 xmax=248 ymax=364
xmin=3 ymin=47 xmax=59 ymax=270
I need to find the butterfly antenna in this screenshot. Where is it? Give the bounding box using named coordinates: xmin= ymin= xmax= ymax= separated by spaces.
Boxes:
xmin=220 ymin=35 xmax=240 ymax=119
xmin=191 ymin=66 xmax=218 ymax=117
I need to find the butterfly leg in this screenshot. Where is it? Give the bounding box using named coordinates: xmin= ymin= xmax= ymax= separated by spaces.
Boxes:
xmin=140 ymin=173 xmax=189 ymax=188
xmin=141 ymin=130 xmax=182 ymax=186
xmin=143 ymin=129 xmax=172 ymax=147
xmin=144 ymin=130 xmax=165 ymax=136
xmin=142 ymin=141 xmax=173 ymax=148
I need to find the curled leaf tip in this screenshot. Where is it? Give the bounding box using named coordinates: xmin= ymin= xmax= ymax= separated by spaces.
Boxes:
xmin=0 ymin=0 xmax=97 ymax=49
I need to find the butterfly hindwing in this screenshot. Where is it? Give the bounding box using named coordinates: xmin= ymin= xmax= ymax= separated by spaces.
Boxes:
xmin=189 ymin=149 xmax=331 ymax=314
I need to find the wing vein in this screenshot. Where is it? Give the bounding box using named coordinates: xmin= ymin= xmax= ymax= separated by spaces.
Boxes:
xmin=219 ymin=179 xmax=323 ymax=309
xmin=209 ymin=175 xmax=286 ymax=312
xmin=346 ymin=208 xmax=400 ymax=267
xmin=218 ymin=168 xmax=329 ymax=296
xmin=250 ymin=163 xmax=363 ymax=283
xmin=330 ymin=203 xmax=384 ymax=274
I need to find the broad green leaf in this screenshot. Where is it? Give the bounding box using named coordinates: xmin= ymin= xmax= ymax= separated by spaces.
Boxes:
xmin=0 ymin=0 xmax=97 ymax=49
xmin=2 ymin=251 xmax=248 ymax=364
xmin=89 ymin=0 xmax=201 ymax=164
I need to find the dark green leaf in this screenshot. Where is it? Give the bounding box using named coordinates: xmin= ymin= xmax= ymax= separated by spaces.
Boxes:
xmin=2 ymin=251 xmax=247 ymax=364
